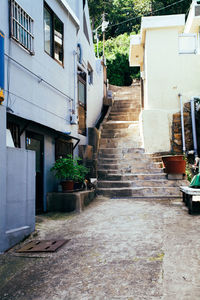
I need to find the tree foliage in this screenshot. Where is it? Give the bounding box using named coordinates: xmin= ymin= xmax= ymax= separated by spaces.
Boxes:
xmin=88 ymin=0 xmax=191 ymax=86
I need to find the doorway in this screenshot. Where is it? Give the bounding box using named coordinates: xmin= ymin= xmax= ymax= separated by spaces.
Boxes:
xmin=26 ymin=131 xmax=44 ymax=213
xmin=78 ymin=71 xmax=87 ymax=136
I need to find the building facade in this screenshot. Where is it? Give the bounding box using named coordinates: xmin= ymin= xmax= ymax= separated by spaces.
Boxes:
xmin=129 ymin=0 xmax=200 ymax=154
xmin=0 ymin=0 xmax=103 ymax=252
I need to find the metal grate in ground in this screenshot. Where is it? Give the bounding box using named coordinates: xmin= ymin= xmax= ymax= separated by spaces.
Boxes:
xmin=16 ymin=240 xmax=70 ymax=253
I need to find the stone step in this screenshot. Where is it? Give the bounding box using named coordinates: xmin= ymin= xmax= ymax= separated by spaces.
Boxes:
xmin=110 ymin=109 xmax=141 ymax=115
xmin=97 ymin=157 xmax=153 ymax=165
xmin=111 ymin=106 xmax=141 ymax=112
xmin=99 ymin=142 xmax=143 ymax=149
xmin=99 ymin=148 xmax=145 ymax=155
xmin=102 ymin=121 xmax=139 ymax=129
xmin=101 ymin=131 xmax=141 ymax=138
xmin=98 ymin=168 xmax=164 ymax=178
xmin=97 ymin=187 xmax=182 ymax=197
xmin=97 ymin=163 xmax=160 ymax=171
xmin=114 ymin=95 xmax=141 ymax=101
xmin=101 ymin=173 xmax=168 ymax=181
xmin=97 ymin=180 xmax=188 ymax=188
xmin=108 ymin=115 xmax=139 ymax=121
xmin=100 ymin=139 xmax=142 ymax=148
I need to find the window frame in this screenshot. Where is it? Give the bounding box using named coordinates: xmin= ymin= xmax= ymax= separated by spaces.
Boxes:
xmin=10 ymin=0 xmax=34 ymax=55
xmin=178 ymin=33 xmax=197 ymax=55
xmin=44 ymin=2 xmax=64 ymax=66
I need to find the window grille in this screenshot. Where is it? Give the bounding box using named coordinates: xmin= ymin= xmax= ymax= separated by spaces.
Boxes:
xmin=10 ymin=0 xmax=34 ymax=55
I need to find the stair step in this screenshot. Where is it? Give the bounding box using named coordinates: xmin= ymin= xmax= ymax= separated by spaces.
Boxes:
xmin=97 ymin=180 xmax=188 ymax=188
xmin=99 ymin=148 xmax=145 ymax=155
xmin=110 ymin=110 xmax=141 ymax=115
xmin=98 ymin=158 xmax=153 ymax=164
xmin=99 ymin=173 xmax=168 ymax=181
xmin=111 ymin=107 xmax=141 ymax=112
xmin=102 ymin=121 xmax=139 ymax=129
xmin=98 ymin=168 xmax=164 ymax=178
xmin=97 ymin=162 xmax=159 ymax=170
xmin=97 ymin=187 xmax=182 ymax=197
xmin=108 ymin=115 xmax=139 ymax=121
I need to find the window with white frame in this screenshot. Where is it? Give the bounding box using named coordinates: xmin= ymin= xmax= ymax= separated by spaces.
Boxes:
xmin=44 ymin=2 xmax=64 ymax=65
xmin=10 ymin=0 xmax=34 ymax=55
xmin=179 ymin=34 xmax=197 ymax=54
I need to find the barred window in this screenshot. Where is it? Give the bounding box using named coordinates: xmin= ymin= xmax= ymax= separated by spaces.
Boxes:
xmin=10 ymin=0 xmax=34 ymax=55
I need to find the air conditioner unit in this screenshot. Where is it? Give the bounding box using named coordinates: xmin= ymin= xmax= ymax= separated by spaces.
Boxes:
xmin=195 ymin=3 xmax=200 ymax=17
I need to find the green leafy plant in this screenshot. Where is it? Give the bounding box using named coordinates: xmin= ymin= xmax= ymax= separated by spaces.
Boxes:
xmin=50 ymin=155 xmax=89 ymax=183
xmin=184 ymin=155 xmax=193 ymax=182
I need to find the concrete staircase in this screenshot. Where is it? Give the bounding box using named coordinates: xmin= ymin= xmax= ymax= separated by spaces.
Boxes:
xmin=97 ymin=83 xmax=187 ymax=199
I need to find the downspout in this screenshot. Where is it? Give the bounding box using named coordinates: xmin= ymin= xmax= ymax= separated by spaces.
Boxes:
xmin=191 ymin=97 xmax=198 ymax=158
xmin=71 ymin=50 xmax=78 ymax=124
xmin=0 ymin=31 xmax=5 ymax=104
xmin=179 ymin=93 xmax=186 ymax=154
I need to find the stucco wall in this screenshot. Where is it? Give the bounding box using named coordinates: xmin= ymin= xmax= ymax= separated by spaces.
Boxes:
xmin=142 ymin=26 xmax=200 ymax=153
xmin=0 ymin=0 xmax=103 ymax=144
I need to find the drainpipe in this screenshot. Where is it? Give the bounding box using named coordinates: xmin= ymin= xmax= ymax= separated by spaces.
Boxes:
xmin=71 ymin=50 xmax=78 ymax=125
xmin=191 ymin=97 xmax=198 ymax=158
xmin=0 ymin=31 xmax=5 ymax=104
xmin=179 ymin=93 xmax=186 ymax=154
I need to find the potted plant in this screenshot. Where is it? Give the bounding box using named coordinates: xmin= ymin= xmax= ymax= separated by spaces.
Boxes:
xmin=50 ymin=155 xmax=89 ymax=192
xmin=74 ymin=163 xmax=89 ymax=190
xmin=162 ymin=154 xmax=186 ymax=174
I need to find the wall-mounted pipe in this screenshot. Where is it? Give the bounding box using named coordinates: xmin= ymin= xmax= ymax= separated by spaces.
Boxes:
xmin=191 ymin=97 xmax=198 ymax=157
xmin=179 ymin=93 xmax=186 ymax=154
xmin=71 ymin=50 xmax=78 ymax=125
xmin=0 ymin=31 xmax=5 ymax=104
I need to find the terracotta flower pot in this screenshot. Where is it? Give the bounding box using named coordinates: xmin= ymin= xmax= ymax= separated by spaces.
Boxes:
xmin=164 ymin=160 xmax=186 ymax=174
xmin=162 ymin=155 xmax=184 ymax=168
xmin=61 ymin=180 xmax=74 ymax=192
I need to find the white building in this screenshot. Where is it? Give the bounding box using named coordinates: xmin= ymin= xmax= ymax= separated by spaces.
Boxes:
xmin=129 ymin=0 xmax=200 ymax=154
xmin=0 ymin=0 xmax=103 ymax=252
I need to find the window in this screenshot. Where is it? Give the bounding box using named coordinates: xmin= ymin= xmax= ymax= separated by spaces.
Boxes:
xmin=88 ymin=64 xmax=93 ymax=85
xmin=179 ymin=34 xmax=197 ymax=54
xmin=78 ymin=70 xmax=87 ymax=136
xmin=10 ymin=0 xmax=34 ymax=55
xmin=44 ymin=3 xmax=64 ymax=65
xmin=55 ymin=139 xmax=73 ymax=160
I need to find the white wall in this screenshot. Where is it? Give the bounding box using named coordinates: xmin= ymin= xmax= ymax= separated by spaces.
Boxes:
xmin=0 ymin=0 xmax=103 ymax=146
xmin=142 ymin=26 xmax=200 ymax=153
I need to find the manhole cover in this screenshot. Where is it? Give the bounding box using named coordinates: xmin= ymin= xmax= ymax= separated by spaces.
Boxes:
xmin=16 ymin=240 xmax=70 ymax=253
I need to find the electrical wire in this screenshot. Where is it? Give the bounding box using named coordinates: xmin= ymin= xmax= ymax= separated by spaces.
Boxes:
xmin=4 ymin=53 xmax=73 ymax=102
xmin=4 ymin=89 xmax=68 ymax=121
xmin=107 ymin=0 xmax=188 ymax=29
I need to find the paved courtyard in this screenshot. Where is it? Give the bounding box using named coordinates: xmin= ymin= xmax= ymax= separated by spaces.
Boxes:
xmin=1 ymin=196 xmax=200 ymax=300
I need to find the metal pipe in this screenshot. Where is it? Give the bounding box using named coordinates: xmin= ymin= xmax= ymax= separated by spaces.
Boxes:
xmin=179 ymin=93 xmax=186 ymax=154
xmin=191 ymin=97 xmax=198 ymax=157
xmin=71 ymin=50 xmax=78 ymax=124
xmin=4 ymin=53 xmax=73 ymax=102
xmin=0 ymin=31 xmax=5 ymax=103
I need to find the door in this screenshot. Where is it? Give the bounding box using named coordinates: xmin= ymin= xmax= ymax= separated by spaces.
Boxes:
xmin=26 ymin=131 xmax=44 ymax=213
xmin=78 ymin=72 xmax=87 ymax=136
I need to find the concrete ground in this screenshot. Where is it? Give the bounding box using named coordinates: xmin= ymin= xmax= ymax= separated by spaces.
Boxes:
xmin=1 ymin=196 xmax=200 ymax=300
